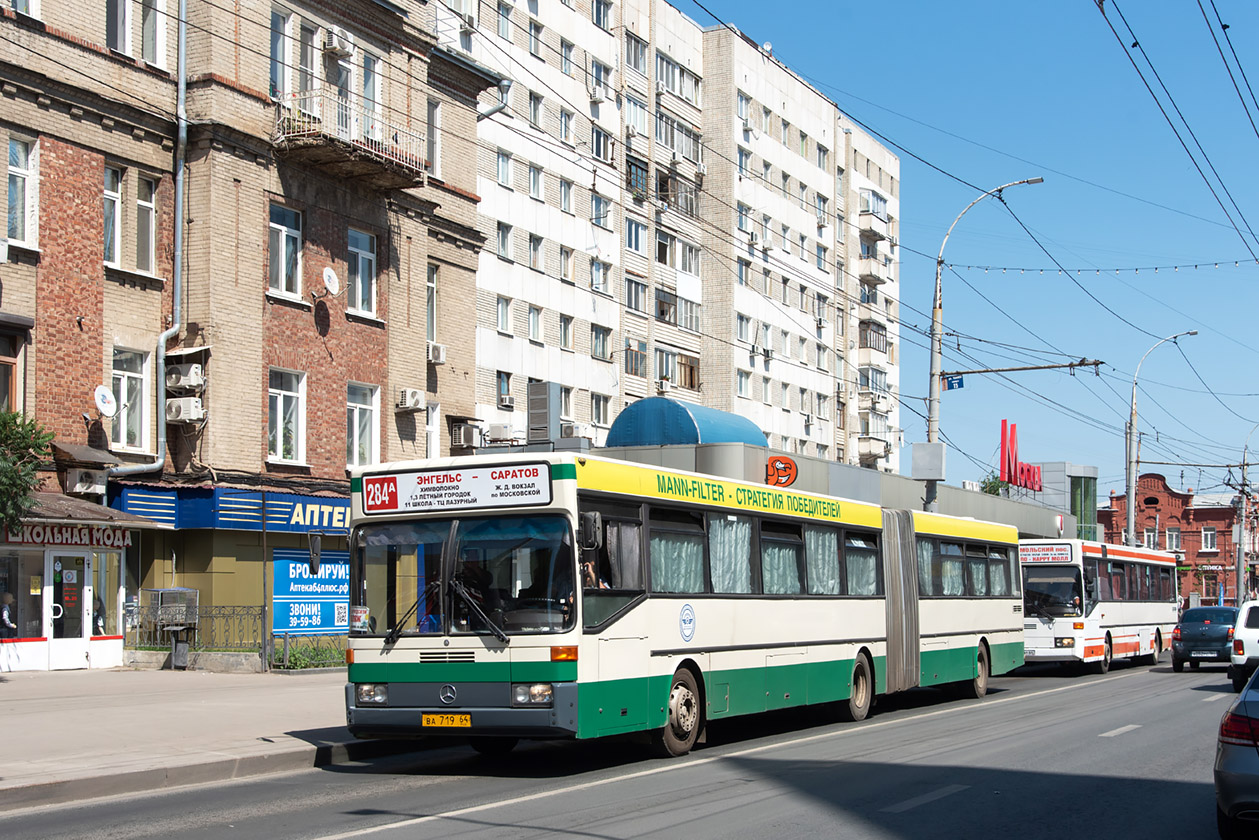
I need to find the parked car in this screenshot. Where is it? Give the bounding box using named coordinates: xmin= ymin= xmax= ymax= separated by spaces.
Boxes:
xmin=1229 ymin=601 xmax=1259 ymax=692
xmin=1215 ymin=666 xmax=1259 ymax=839
xmin=1172 ymin=606 xmax=1239 ymax=672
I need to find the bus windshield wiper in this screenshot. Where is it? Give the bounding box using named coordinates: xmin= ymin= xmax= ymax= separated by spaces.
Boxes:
xmin=384 ymin=581 xmax=439 ymax=646
xmin=450 ymin=579 xmax=510 ymax=645
xmin=1025 ymin=594 xmax=1055 ymax=620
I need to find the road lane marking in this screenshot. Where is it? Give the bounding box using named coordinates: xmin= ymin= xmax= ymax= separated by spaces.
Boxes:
xmin=309 ymin=670 xmax=1153 ymax=840
xmin=1099 ymin=724 xmax=1141 ymax=738
xmin=880 ymin=784 xmax=970 ymax=813
xmin=1202 ymin=694 xmax=1227 ymax=703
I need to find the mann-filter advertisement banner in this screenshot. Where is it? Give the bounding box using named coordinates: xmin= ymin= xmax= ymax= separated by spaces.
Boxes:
xmin=272 ymin=548 xmax=350 ymax=635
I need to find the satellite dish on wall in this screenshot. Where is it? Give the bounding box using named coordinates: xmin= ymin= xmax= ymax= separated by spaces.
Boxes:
xmin=94 ymin=385 xmax=118 ymax=418
xmin=322 ymin=267 xmax=341 ymax=297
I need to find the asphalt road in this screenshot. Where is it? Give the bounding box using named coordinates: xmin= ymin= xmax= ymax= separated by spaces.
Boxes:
xmin=2 ymin=659 xmax=1232 ymax=840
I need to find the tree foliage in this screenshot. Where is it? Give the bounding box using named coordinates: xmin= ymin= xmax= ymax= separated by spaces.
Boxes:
xmin=0 ymin=412 xmax=55 ymax=534
xmin=979 ymin=471 xmax=1007 ymax=497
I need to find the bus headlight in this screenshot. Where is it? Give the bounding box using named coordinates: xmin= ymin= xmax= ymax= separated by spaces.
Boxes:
xmin=356 ymin=683 xmax=388 ymax=705
xmin=1055 ymin=637 xmax=1075 ymax=648
xmin=512 ymin=683 xmax=554 ymax=706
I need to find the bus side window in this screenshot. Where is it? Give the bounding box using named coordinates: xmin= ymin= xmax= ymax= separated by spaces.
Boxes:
xmin=605 ymin=520 xmax=644 ymax=591
xmin=1083 ymin=559 xmax=1100 ymax=602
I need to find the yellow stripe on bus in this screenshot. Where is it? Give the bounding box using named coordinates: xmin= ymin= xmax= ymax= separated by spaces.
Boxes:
xmin=912 ymin=511 xmax=1018 ymax=544
xmin=575 ymin=458 xmax=884 ymax=529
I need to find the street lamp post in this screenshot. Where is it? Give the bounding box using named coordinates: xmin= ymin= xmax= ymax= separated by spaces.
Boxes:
xmin=1124 ymin=330 xmax=1197 ymax=546
xmin=924 ymin=177 xmax=1043 ymax=512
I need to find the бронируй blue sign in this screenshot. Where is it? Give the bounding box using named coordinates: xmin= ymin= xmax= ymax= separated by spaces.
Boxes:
xmin=272 ymin=548 xmax=349 ymax=635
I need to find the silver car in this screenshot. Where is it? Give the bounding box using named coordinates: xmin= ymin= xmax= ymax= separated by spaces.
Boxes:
xmin=1216 ymin=665 xmax=1259 ymax=838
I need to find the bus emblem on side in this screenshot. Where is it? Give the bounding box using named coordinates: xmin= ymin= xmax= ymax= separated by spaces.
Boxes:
xmin=679 ymin=604 xmax=696 ymax=643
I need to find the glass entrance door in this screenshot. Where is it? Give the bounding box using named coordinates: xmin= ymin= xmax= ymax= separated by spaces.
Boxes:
xmin=47 ymin=552 xmax=90 ymax=670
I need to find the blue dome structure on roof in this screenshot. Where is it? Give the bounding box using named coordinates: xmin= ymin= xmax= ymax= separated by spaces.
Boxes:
xmin=604 ymin=397 xmax=767 ymax=448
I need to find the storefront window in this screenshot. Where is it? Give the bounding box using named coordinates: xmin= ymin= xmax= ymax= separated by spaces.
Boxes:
xmin=93 ymin=551 xmax=122 ymax=636
xmin=0 ymin=551 xmax=44 ymax=638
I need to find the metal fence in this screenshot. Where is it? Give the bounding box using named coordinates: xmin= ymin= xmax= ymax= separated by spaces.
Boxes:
xmin=270 ymin=632 xmax=346 ymax=670
xmin=127 ymin=604 xmax=263 ymax=652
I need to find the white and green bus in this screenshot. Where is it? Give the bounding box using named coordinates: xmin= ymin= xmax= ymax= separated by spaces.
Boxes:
xmin=343 ymin=451 xmax=1023 ymax=756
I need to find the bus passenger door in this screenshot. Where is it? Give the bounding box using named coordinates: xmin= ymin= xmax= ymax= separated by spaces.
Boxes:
xmin=882 ymin=510 xmax=921 ymax=693
xmin=584 ymin=515 xmax=649 ymax=735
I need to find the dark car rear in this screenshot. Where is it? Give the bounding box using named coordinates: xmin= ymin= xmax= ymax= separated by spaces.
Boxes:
xmin=1174 ymin=606 xmax=1239 ymax=672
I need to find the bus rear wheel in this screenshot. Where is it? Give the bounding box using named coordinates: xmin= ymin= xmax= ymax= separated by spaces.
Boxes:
xmin=959 ymin=644 xmax=989 ymax=700
xmin=841 ymin=654 xmax=873 ymax=722
xmin=651 ymin=668 xmax=701 ymax=757
xmin=1142 ymin=633 xmax=1162 ymax=666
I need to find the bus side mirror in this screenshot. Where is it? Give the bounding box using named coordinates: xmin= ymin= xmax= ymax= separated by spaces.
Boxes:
xmin=307 ymin=532 xmax=322 ymax=576
xmin=579 ymin=511 xmax=602 ymax=551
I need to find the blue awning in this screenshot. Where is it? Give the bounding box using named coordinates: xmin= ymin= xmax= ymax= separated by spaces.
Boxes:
xmin=605 ymin=398 xmax=767 ymax=448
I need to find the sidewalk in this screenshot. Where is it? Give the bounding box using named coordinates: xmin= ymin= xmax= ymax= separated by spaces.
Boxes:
xmin=0 ymin=667 xmax=410 ymax=811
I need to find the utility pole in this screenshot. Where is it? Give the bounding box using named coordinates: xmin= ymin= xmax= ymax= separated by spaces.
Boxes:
xmin=1240 ymin=452 xmax=1250 ymax=607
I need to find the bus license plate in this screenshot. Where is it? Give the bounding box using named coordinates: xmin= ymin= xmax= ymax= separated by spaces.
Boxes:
xmin=423 ymin=713 xmax=471 ymax=728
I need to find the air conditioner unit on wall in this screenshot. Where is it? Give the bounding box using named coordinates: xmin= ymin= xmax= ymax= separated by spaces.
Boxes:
xmin=427 ymin=342 xmax=447 ymax=365
xmin=165 ymin=396 xmax=205 ymax=423
xmin=696 ymin=162 xmax=707 ymax=176
xmin=459 ymin=12 xmax=476 ymax=32
xmin=589 ymin=87 xmax=606 ymax=104
xmin=324 ymin=27 xmax=355 ymax=56
xmin=396 ymin=388 xmax=426 ymax=412
xmin=165 ymin=363 xmax=204 ymax=391
xmin=657 ymin=378 xmax=672 ymax=393
xmin=499 ymin=394 xmax=516 ymax=410
xmin=67 ymin=468 xmax=106 ymax=496
xmin=487 ymin=423 xmax=513 ymax=442
xmin=626 ymin=124 xmax=639 ymax=137
xmin=450 ymin=423 xmax=476 ymax=449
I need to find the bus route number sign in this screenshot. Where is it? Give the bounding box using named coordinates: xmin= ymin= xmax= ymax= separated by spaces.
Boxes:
xmin=363 ymin=476 xmax=398 ymax=513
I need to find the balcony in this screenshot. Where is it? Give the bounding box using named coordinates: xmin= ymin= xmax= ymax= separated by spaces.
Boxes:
xmin=273 ymin=91 xmax=426 ymax=191
xmin=858 ymin=256 xmax=890 ymax=285
xmin=858 ymin=211 xmax=889 ymax=240
xmin=857 ymin=435 xmax=890 ymax=460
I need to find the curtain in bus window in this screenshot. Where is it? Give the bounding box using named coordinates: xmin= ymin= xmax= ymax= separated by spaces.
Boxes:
xmin=805 ymin=526 xmax=840 ymax=594
xmin=1110 ymin=562 xmax=1126 ymax=599
xmin=916 ymin=538 xmax=935 ymax=596
xmin=966 ymin=546 xmax=988 ymax=596
xmin=607 ymin=521 xmax=643 ymax=590
xmin=1161 ymin=568 xmax=1173 ymax=601
xmin=846 ymin=534 xmax=879 ymax=595
xmin=987 ymin=548 xmax=1009 ymax=596
xmin=1097 ymin=564 xmax=1113 ymax=600
xmin=710 ymin=514 xmax=753 ymax=593
xmin=650 ymin=532 xmax=704 ymax=593
xmin=940 ymin=542 xmax=964 ymax=596
xmin=762 ymin=540 xmax=802 ymax=594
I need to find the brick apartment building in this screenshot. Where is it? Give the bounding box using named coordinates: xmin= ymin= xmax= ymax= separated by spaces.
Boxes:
xmin=1098 ymin=473 xmax=1258 ymax=606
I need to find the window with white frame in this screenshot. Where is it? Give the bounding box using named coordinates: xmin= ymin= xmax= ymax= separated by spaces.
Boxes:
xmin=346 ymin=383 xmax=378 ymax=467
xmin=111 ymin=349 xmax=147 ymax=450
xmin=590 ymin=60 xmax=612 ymax=98
xmin=859 ymin=366 xmax=888 ymax=394
xmin=780 ymin=382 xmax=789 ymax=409
xmin=815 ymin=343 xmax=828 ymax=371
xmin=528 ymin=164 xmax=543 ymax=199
xmin=559 ymin=109 xmax=574 ymax=144
xmin=560 ymin=246 xmax=573 ymax=282
xmin=816 ymin=394 xmax=829 ymax=420
xmin=860 ymin=189 xmax=888 ymax=219
xmin=268 ymin=203 xmax=301 ymax=295
xmin=497 ymin=2 xmax=510 ymax=39
xmin=134 ymin=177 xmax=156 ymax=273
xmin=591 ymin=325 xmax=611 ymax=360
xmin=496 ymin=295 xmax=511 ymax=332
xmin=593 ymin=0 xmax=612 ymax=31
xmin=528 ymin=234 xmax=542 ymax=270
xmin=268 ymin=368 xmax=305 ymax=463
xmin=141 ymin=0 xmax=163 ymax=64
xmin=7 ymin=137 xmax=36 ymax=246
xmin=1143 ymin=528 xmax=1156 ymax=549
xmin=736 ymin=314 xmax=750 ymax=343
xmin=592 ymin=193 xmax=612 ymax=228
xmin=626 ymin=218 xmax=646 ymax=253
xmin=655 ymin=231 xmax=674 ymax=267
xmin=591 ymin=259 xmax=611 ymax=294
xmin=496 ymin=221 xmax=512 ymax=259
xmin=625 ymin=33 xmax=647 ymax=74
xmin=347 ymin=229 xmax=376 ymax=314
xmin=737 ymin=148 xmax=750 ymax=176
xmin=268 ymin=9 xmax=290 ymax=97
xmin=496 ymin=149 xmax=512 ymax=186
xmin=799 ymin=129 xmax=808 ymax=157
xmin=736 ymin=259 xmax=749 ymax=286
xmin=626 ymin=277 xmax=648 ymax=312
xmin=426 ymin=263 xmax=438 ymax=342
xmin=528 ymin=20 xmax=542 ymax=56
xmin=496 ymin=370 xmax=511 ymax=401
xmin=561 ymin=386 xmax=573 ymax=418
xmin=103 ymin=166 xmax=122 ymax=266
xmin=361 ymin=52 xmax=381 ymax=142
xmin=528 ymin=91 xmax=542 ymax=126
xmin=1203 ymin=526 xmax=1218 ymax=551
xmin=625 ymin=96 xmax=648 ymax=136
xmin=561 ymin=40 xmax=574 ymax=76
xmin=559 ymin=314 xmax=573 ymax=350
xmin=737 ymin=369 xmax=750 ymax=398
xmin=624 ymin=337 xmax=647 ymax=377
xmin=736 ymin=91 xmax=750 ymax=120
xmin=817 ymin=144 xmax=828 ymax=170
xmin=679 ymin=242 xmax=699 ymax=276
xmin=816 ymin=243 xmax=828 ymax=271
xmin=736 ymin=203 xmax=750 ymax=231
xmin=528 ymin=305 xmax=542 ymax=341
xmin=559 ymin=179 xmax=573 ymax=212
xmin=762 ymin=105 xmax=772 ymax=133
xmin=762 ymin=376 xmax=771 ymax=405
xmin=592 ymin=392 xmax=610 ymax=425
xmin=591 ymin=125 xmax=613 ymax=163
xmin=425 ymin=98 xmax=440 ymax=176
xmin=297 ymin=24 xmax=318 ymax=107
xmin=679 ymin=297 xmax=699 ymax=332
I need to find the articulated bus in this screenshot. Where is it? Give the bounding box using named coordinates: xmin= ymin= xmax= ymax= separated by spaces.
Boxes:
xmin=1019 ymin=539 xmax=1178 ymax=673
xmin=343 ymin=452 xmax=1024 ymax=756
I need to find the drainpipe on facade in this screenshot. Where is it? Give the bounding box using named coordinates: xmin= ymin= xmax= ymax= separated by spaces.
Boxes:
xmin=477 ymin=79 xmax=513 ymax=121
xmin=111 ymin=0 xmax=186 ymax=482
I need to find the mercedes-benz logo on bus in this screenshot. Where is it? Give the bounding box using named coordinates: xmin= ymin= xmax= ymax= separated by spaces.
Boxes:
xmin=439 ymin=684 xmax=457 ymax=704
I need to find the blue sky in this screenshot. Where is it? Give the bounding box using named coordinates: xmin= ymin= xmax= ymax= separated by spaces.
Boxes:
xmin=678 ymin=0 xmax=1259 ymax=504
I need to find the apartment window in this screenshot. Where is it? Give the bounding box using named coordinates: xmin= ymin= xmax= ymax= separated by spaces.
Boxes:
xmin=268 ymin=368 xmax=305 ymax=463
xmin=816 ymin=344 xmax=828 ymax=371
xmin=528 ymin=92 xmax=543 ymax=126
xmin=361 ymin=53 xmax=381 ymax=142
xmin=592 ymin=393 xmax=610 ymax=425
xmin=1142 ymin=528 xmax=1157 ymax=550
xmin=781 ymin=118 xmax=790 ymax=145
xmin=781 ymin=382 xmax=789 ymax=409
xmin=798 ymin=337 xmax=808 ymax=361
xmin=268 ymin=204 xmax=301 ymax=295
xmin=560 ymin=179 xmax=573 ymax=213
xmin=817 ymin=144 xmax=828 ymax=170
xmin=679 ymin=242 xmax=700 ymax=276
xmin=347 ymin=229 xmax=376 ymax=314
xmin=560 ymin=315 xmax=573 ymax=350
xmin=655 ymin=288 xmax=677 ymax=325
xmin=528 ymin=234 xmax=542 ymax=270
xmin=591 ymin=259 xmax=611 ymax=294
xmin=299 ymin=25 xmax=318 ymax=106
xmin=591 ymin=325 xmax=611 ymax=360
xmin=128 ymin=176 xmax=156 ymax=273
xmin=737 ymin=370 xmax=751 ymax=398
xmin=141 ymin=0 xmax=162 ymax=64
xmin=592 ymin=193 xmax=612 ymax=228
xmin=816 ymin=244 xmax=828 ymax=271
xmin=816 ymin=394 xmax=829 ymax=420
xmin=737 ymin=148 xmax=751 ymax=176
xmin=736 ymin=203 xmax=750 ymax=232
xmin=426 ymin=263 xmax=438 ymax=342
xmin=0 ymin=332 xmax=18 ymax=412
xmin=656 ymin=51 xmax=677 ymax=94
xmin=626 ymin=218 xmax=646 ymax=254
xmin=496 ymin=222 xmax=512 ymax=259
xmin=528 ymin=20 xmax=543 ymax=56
xmin=625 ymin=33 xmax=647 ymax=75
xmin=762 ymin=161 xmax=772 ymax=182
xmin=674 ymin=177 xmax=697 ymax=217
xmin=859 ymin=320 xmax=888 ymax=353
xmin=737 ymin=259 xmax=750 ymax=286
xmin=736 ymin=313 xmax=751 ymax=342
xmin=7 ymin=138 xmax=35 ymax=245
xmin=528 ymin=306 xmax=542 ymax=341
xmin=591 ymin=60 xmax=612 ymax=97
xmin=799 ymin=130 xmax=808 ymax=157
xmin=861 ymin=282 xmax=878 ymax=305
xmin=781 ymin=172 xmax=790 ymax=199
xmin=655 ymin=348 xmax=676 ymax=383
xmin=859 ymin=366 xmax=888 ymax=394
xmin=625 ymin=96 xmax=649 ymax=136
xmin=1203 ymin=526 xmax=1218 ymax=552
xmin=561 ymin=387 xmax=573 ymax=418
xmin=103 ymin=166 xmax=122 ymax=266
xmin=624 ymin=337 xmax=647 ymax=377
xmin=593 ymin=0 xmax=612 ymax=31
xmin=679 ymin=352 xmax=699 ymax=389
xmin=560 ymin=246 xmax=573 ymax=282
xmin=626 ymin=277 xmax=648 ymax=311
xmin=346 ymin=384 xmax=378 ymax=467
xmin=559 ymin=109 xmax=574 ymax=144
xmin=591 ymin=126 xmax=613 ymax=163
xmin=420 ymin=98 xmax=441 ymax=176
xmin=679 ymin=298 xmax=700 ymax=332
xmin=736 ymin=91 xmax=750 ymax=120
xmin=761 ymin=215 xmax=772 ymax=249
xmin=655 ymin=231 xmax=675 ymax=267
xmin=561 ymin=40 xmax=574 ymax=76
xmin=798 ymin=234 xmax=807 ymax=260
xmin=496 ymin=149 xmax=512 ymax=186
xmin=268 ymin=9 xmax=290 ymax=97
xmin=860 ymin=189 xmax=888 ymax=219
xmin=762 ymin=377 xmax=772 ymax=405
xmin=529 ymin=164 xmax=543 ymax=199
xmin=497 ymin=371 xmax=511 ymax=401
xmin=496 ymin=296 xmax=511 ymax=332
xmin=762 ymin=105 xmax=772 ymax=133
xmin=497 ymin=2 xmax=510 ymax=39
xmin=798 ymin=182 xmax=807 ymax=210
xmin=111 ymin=349 xmax=146 ymax=450
xmin=1165 ymin=527 xmax=1181 ymax=551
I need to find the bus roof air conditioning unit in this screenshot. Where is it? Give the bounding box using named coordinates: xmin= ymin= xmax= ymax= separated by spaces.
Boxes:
xmin=165 ymin=396 xmax=205 ymax=423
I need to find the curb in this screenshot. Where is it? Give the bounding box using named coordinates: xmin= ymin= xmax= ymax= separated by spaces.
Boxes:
xmin=0 ymin=738 xmax=421 ymax=813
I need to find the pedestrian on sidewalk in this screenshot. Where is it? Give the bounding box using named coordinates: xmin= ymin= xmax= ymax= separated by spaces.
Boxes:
xmin=1 ymin=592 xmax=17 ymax=638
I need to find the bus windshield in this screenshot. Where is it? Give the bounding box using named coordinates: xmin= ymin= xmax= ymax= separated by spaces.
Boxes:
xmin=1023 ymin=564 xmax=1084 ymax=618
xmin=352 ymin=514 xmax=576 ymax=638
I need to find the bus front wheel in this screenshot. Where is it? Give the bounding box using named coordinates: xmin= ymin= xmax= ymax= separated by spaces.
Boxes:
xmin=959 ymin=644 xmax=989 ymax=700
xmin=651 ymin=668 xmax=701 ymax=757
xmin=1092 ymin=637 xmax=1112 ymax=674
xmin=842 ymin=654 xmax=873 ymax=722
